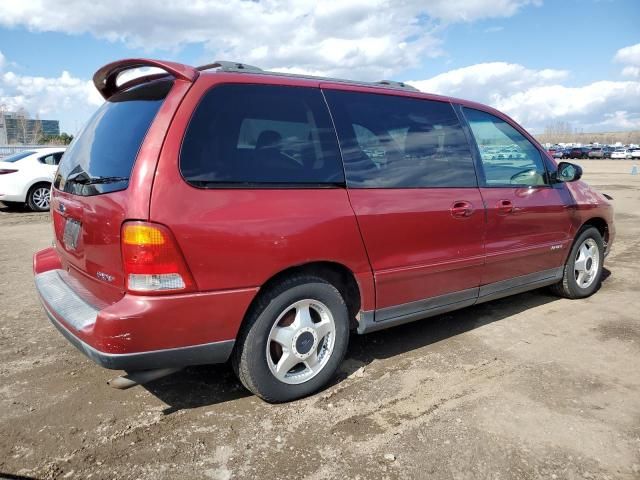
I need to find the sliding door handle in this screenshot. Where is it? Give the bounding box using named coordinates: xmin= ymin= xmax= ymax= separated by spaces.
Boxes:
xmin=450 ymin=200 xmax=474 ymax=218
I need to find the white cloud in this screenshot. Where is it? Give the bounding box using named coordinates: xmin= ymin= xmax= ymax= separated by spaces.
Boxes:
xmin=614 ymin=43 xmax=640 ymax=78
xmin=409 ymin=62 xmax=569 ymax=101
xmin=0 ymin=50 xmax=102 ymax=132
xmin=408 ymin=62 xmax=640 ymax=132
xmin=0 ymin=0 xmax=540 ymax=80
xmin=423 ymin=0 xmax=541 ymax=23
xmin=614 ymin=43 xmax=640 ymax=66
xmin=621 ymin=66 xmax=640 ymax=78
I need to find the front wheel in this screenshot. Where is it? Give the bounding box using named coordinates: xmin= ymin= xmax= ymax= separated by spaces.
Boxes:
xmin=232 ymin=275 xmax=350 ymax=402
xmin=550 ymin=227 xmax=604 ymax=299
xmin=27 ymin=183 xmax=51 ymax=212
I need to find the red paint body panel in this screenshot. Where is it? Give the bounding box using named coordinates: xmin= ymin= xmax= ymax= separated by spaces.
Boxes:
xmin=564 ymin=180 xmax=616 ymax=252
xmin=347 ymin=188 xmax=485 ymax=308
xmin=479 ymin=185 xmax=574 ymax=284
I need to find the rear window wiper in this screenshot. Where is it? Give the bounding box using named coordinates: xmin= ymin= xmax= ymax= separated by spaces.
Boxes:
xmin=67 ymin=174 xmax=129 ymax=185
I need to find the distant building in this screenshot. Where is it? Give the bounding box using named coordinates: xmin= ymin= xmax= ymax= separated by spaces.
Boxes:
xmin=0 ymin=111 xmax=60 ymax=144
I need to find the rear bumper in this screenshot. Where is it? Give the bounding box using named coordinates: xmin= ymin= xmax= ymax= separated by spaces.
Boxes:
xmin=39 ymin=291 xmax=234 ymax=370
xmin=0 ymin=192 xmax=26 ymax=202
xmin=33 ymin=254 xmax=257 ymax=370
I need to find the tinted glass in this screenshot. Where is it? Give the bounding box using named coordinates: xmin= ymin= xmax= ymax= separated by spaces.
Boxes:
xmin=39 ymin=153 xmax=59 ymax=166
xmin=324 ymin=90 xmax=477 ymax=188
xmin=54 ymin=80 xmax=172 ymax=196
xmin=464 ymin=108 xmax=547 ymax=187
xmin=2 ymin=151 xmax=34 ymax=163
xmin=180 ymin=84 xmax=343 ymax=186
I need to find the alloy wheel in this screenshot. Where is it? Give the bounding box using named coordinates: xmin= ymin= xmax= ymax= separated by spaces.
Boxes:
xmin=266 ymin=299 xmax=336 ymax=385
xmin=574 ymin=238 xmax=600 ymax=289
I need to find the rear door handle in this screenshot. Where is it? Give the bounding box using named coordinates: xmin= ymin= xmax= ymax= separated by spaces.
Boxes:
xmin=496 ymin=199 xmax=513 ymax=215
xmin=450 ymin=200 xmax=474 ymax=218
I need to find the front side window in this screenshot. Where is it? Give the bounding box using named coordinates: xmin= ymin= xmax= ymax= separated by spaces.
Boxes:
xmin=180 ymin=84 xmax=343 ymax=186
xmin=323 ymin=89 xmax=477 ymax=188
xmin=464 ymin=108 xmax=547 ymax=187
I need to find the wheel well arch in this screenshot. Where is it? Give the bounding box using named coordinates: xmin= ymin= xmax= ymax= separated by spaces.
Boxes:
xmin=242 ymin=261 xmax=362 ymax=330
xmin=580 ymin=217 xmax=609 ymax=245
xmin=27 ymin=180 xmax=52 ymax=194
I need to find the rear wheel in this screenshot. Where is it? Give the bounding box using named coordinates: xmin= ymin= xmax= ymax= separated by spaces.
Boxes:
xmin=550 ymin=226 xmax=604 ymax=299
xmin=26 ymin=183 xmax=51 ymax=212
xmin=232 ymin=275 xmax=349 ymax=403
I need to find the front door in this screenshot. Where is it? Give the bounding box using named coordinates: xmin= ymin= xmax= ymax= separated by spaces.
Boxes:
xmin=462 ymin=107 xmax=574 ymax=291
xmin=323 ymin=87 xmax=485 ymax=318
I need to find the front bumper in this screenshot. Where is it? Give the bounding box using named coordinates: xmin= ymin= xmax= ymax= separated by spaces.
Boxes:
xmin=33 ymin=266 xmax=255 ymax=371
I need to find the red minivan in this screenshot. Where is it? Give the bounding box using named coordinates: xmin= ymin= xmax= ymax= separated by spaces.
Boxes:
xmin=33 ymin=59 xmax=615 ymax=402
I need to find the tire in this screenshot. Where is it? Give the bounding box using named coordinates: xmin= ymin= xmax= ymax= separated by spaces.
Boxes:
xmin=26 ymin=183 xmax=51 ymax=212
xmin=550 ymin=226 xmax=604 ymax=299
xmin=232 ymin=275 xmax=350 ymax=403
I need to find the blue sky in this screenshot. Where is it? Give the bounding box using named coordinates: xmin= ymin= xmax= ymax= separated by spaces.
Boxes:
xmin=0 ymin=0 xmax=638 ymax=134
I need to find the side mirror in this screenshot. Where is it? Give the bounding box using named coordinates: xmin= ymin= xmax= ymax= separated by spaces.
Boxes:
xmin=555 ymin=161 xmax=583 ymax=183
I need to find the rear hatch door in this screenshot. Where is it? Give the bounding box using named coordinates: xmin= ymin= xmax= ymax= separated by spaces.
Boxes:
xmin=51 ymin=79 xmax=176 ymax=303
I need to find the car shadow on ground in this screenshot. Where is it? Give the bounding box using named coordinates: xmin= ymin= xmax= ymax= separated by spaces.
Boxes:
xmin=142 ymin=268 xmax=611 ymax=413
xmin=0 ymin=202 xmax=29 ymax=213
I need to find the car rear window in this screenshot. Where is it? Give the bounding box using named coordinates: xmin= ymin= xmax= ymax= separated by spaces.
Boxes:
xmin=180 ymin=84 xmax=343 ymax=187
xmin=54 ymin=80 xmax=172 ymax=196
xmin=2 ymin=151 xmax=35 ymax=163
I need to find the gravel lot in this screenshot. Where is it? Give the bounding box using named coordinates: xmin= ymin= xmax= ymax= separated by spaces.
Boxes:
xmin=1 ymin=160 xmax=639 ymax=480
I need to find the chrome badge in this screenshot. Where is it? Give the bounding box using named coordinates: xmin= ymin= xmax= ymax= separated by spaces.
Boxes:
xmin=96 ymin=271 xmax=115 ymax=283
xmin=58 ymin=202 xmax=66 ymax=213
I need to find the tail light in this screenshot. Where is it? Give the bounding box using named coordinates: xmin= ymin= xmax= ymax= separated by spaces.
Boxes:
xmin=0 ymin=169 xmax=18 ymax=175
xmin=121 ymin=221 xmax=195 ymax=294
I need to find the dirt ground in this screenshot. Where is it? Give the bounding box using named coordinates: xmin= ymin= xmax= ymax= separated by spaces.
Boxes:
xmin=1 ymin=160 xmax=639 ymax=480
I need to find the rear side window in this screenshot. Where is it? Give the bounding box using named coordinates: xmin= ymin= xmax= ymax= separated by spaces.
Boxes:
xmin=55 ymin=80 xmax=172 ymax=196
xmin=323 ymin=89 xmax=477 ymax=188
xmin=463 ymin=108 xmax=547 ymax=187
xmin=180 ymin=84 xmax=343 ymax=187
xmin=39 ymin=152 xmax=64 ymax=166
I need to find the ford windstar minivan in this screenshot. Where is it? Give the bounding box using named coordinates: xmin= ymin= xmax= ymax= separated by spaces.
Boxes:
xmin=33 ymin=59 xmax=614 ymax=402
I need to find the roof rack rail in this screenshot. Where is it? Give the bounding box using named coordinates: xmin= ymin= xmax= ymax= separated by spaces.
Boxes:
xmin=197 ymin=61 xmax=263 ymax=73
xmin=376 ymin=80 xmax=419 ymax=92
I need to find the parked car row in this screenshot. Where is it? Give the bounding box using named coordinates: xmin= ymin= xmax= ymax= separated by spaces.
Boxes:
xmin=549 ymin=145 xmax=640 ymax=160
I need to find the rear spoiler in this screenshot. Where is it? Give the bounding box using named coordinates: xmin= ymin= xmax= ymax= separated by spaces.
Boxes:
xmin=93 ymin=58 xmax=199 ymax=100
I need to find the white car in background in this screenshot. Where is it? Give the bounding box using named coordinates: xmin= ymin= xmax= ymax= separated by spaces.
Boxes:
xmin=631 ymin=149 xmax=640 ymax=159
xmin=0 ymin=148 xmax=66 ymax=211
xmin=611 ymin=148 xmax=632 ymax=160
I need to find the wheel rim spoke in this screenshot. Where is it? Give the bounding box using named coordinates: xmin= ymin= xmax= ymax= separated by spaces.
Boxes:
xmin=274 ymin=351 xmax=299 ymax=380
xmin=304 ymin=349 xmax=320 ymax=371
xmin=315 ymin=320 xmax=332 ymax=341
xmin=294 ymin=303 xmax=314 ymax=329
xmin=271 ymin=325 xmax=295 ymax=347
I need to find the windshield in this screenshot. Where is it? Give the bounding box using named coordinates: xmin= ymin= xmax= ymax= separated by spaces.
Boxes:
xmin=1 ymin=151 xmax=35 ymax=163
xmin=54 ymin=79 xmax=173 ymax=196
